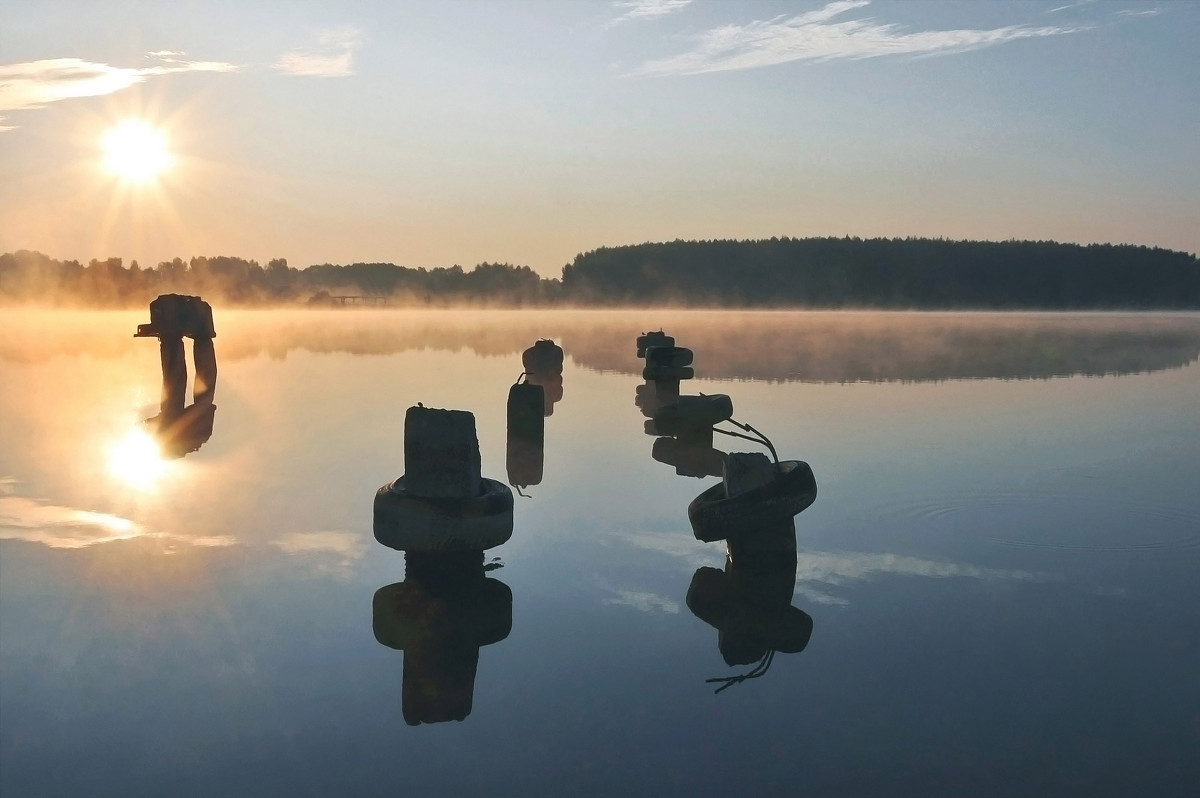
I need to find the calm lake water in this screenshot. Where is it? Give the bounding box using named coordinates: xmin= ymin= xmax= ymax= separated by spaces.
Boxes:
xmin=2 ymin=309 xmax=1198 ymax=797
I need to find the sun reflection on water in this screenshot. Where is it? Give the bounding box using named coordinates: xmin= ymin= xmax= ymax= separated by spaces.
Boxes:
xmin=106 ymin=426 xmax=170 ymax=490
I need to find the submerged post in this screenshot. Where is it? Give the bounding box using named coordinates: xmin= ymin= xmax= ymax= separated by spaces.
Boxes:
xmin=374 ymin=405 xmax=514 ymax=553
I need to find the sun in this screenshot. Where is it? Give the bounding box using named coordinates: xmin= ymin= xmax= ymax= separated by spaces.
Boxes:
xmin=106 ymin=426 xmax=170 ymax=490
xmin=101 ymin=121 xmax=172 ymax=182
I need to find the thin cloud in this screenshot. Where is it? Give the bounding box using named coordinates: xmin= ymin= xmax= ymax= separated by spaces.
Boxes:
xmin=0 ymin=59 xmax=143 ymax=112
xmin=272 ymin=530 xmax=366 ymax=578
xmin=1046 ymin=0 xmax=1098 ymax=13
xmin=612 ymin=528 xmax=1041 ymax=607
xmin=612 ymin=0 xmax=693 ymax=23
xmin=141 ymin=51 xmax=239 ymax=76
xmin=794 ymin=549 xmax=1039 ymax=595
xmin=273 ymin=27 xmax=361 ymax=77
xmin=601 ymin=585 xmax=681 ymax=614
xmin=1115 ymin=8 xmax=1162 ymax=18
xmin=272 ymin=530 xmax=365 ymax=561
xmin=0 ymin=494 xmax=142 ymax=548
xmin=790 ymin=550 xmax=1043 ymax=604
xmin=0 ymin=489 xmax=242 ymax=549
xmin=0 ymin=53 xmax=237 ymax=130
xmin=633 ymin=0 xmax=1080 ymax=76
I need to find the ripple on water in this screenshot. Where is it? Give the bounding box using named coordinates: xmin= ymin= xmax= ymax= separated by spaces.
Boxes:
xmin=878 ymin=492 xmax=1200 ymax=554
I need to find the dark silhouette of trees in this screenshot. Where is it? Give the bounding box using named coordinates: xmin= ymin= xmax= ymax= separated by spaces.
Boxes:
xmin=0 ymin=251 xmax=550 ymax=307
xmin=560 ymin=237 xmax=1200 ymax=308
xmin=3 ymin=237 xmax=1197 ymax=308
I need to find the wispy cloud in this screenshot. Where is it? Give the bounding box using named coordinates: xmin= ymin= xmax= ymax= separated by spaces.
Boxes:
xmin=141 ymin=52 xmax=239 ymax=76
xmin=271 ymin=530 xmax=365 ymax=577
xmin=1051 ymin=2 xmax=1163 ymax=20
xmin=633 ymin=0 xmax=1080 ymax=76
xmin=601 ymin=585 xmax=680 ymax=614
xmin=273 ymin=26 xmax=361 ymax=77
xmin=0 ymin=478 xmax=355 ymax=567
xmin=1 ymin=59 xmax=141 ymax=112
xmin=611 ymin=0 xmax=693 ymax=24
xmin=791 ymin=549 xmax=1040 ymax=604
xmin=1046 ymin=0 xmax=1097 ymax=13
xmin=0 ymin=494 xmax=142 ymax=548
xmin=1115 ymin=7 xmax=1163 ymax=18
xmin=272 ymin=530 xmax=365 ymax=561
xmin=0 ymin=53 xmax=237 ymax=130
xmin=0 ymin=485 xmax=242 ymax=549
xmin=611 ymin=528 xmax=1040 ymax=607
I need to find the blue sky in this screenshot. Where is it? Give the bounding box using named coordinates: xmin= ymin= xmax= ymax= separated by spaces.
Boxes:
xmin=1 ymin=0 xmax=1197 ymax=275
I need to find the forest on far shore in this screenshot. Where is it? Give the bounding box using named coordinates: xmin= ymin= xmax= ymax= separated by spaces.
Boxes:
xmin=2 ymin=237 xmax=1197 ymax=309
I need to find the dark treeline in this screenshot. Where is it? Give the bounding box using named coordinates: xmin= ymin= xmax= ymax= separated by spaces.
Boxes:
xmin=0 ymin=251 xmax=551 ymax=308
xmin=3 ymin=237 xmax=1198 ymax=308
xmin=562 ymin=238 xmax=1200 ymax=308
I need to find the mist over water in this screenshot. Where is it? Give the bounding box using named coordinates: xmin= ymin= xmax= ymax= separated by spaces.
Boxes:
xmin=5 ymin=308 xmax=1199 ymax=381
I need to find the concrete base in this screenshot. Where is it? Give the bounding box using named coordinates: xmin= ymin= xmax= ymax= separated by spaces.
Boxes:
xmin=404 ymin=406 xmax=482 ymax=499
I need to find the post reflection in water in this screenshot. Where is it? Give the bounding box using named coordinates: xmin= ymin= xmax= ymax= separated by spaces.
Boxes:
xmin=373 ymin=551 xmax=512 ymax=726
xmin=649 ymin=394 xmax=733 ymax=479
xmin=651 ymin=436 xmax=725 ymax=479
xmin=521 ymin=338 xmax=565 ymax=417
xmin=687 ymin=522 xmax=813 ymax=693
xmin=506 ymin=339 xmax=564 ymax=493
xmin=507 ymin=374 xmax=545 ymax=493
xmin=134 ymin=294 xmax=218 ymax=459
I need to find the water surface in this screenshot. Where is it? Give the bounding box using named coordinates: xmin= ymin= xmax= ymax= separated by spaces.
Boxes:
xmin=1 ymin=310 xmax=1198 ymax=797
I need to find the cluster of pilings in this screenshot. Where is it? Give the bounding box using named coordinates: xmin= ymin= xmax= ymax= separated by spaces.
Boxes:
xmin=634 ymin=328 xmax=816 ymax=544
xmin=638 ymin=331 xmax=719 ymax=477
xmin=126 ymin=298 xmax=814 ymax=704
xmin=371 ymin=338 xmax=566 ymax=725
xmin=634 ymin=328 xmax=818 ymax=691
xmin=636 ymin=330 xmax=734 ymax=479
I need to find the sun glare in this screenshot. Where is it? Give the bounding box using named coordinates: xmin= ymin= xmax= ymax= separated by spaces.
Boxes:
xmin=102 ymin=121 xmax=172 ymax=182
xmin=107 ymin=426 xmax=169 ymax=490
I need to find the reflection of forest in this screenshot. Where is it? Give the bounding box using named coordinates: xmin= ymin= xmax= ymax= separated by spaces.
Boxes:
xmin=564 ymin=313 xmax=1200 ymax=382
xmin=5 ymin=310 xmax=1200 ymax=382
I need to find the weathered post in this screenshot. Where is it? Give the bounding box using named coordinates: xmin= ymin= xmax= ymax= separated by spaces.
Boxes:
xmin=134 ymin=294 xmax=218 ymax=457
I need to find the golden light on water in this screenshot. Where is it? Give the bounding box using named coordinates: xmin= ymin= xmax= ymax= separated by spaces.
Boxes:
xmin=101 ymin=121 xmax=172 ymax=182
xmin=106 ymin=426 xmax=169 ymax=489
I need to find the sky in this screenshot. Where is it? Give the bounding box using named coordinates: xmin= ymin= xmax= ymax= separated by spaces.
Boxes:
xmin=1 ymin=0 xmax=1197 ymax=276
